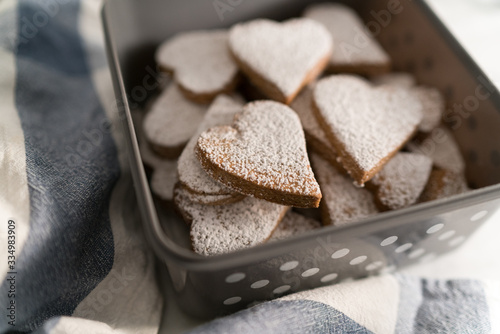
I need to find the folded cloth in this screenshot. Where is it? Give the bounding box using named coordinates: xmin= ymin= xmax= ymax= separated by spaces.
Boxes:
xmin=187 ymin=275 xmax=500 ymax=334
xmin=0 ymin=0 xmax=161 ymax=333
xmin=1 ymin=1 xmax=499 ymax=334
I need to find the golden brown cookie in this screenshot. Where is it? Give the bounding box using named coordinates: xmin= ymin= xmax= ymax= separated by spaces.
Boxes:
xmin=304 ymin=3 xmax=391 ymax=76
xmin=196 ymin=100 xmax=322 ymax=208
xmin=173 ymin=185 xmax=289 ymax=256
xmin=143 ymin=84 xmax=207 ymax=159
xmin=155 ymin=30 xmax=239 ymax=103
xmin=313 ymin=75 xmax=422 ymax=185
xmin=366 ymin=152 xmax=433 ymax=211
xmin=229 ymin=18 xmax=332 ymax=104
xmin=311 ymin=153 xmax=378 ymax=226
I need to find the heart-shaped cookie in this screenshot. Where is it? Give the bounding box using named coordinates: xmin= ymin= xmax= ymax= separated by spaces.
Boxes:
xmin=174 ymin=185 xmax=289 ymax=256
xmin=178 ymin=94 xmax=245 ymax=198
xmin=291 ymin=85 xmax=343 ymax=172
xmin=313 ymin=75 xmax=423 ymax=184
xmin=143 ymin=84 xmax=207 ymax=159
xmin=411 ymin=87 xmax=445 ymax=133
xmin=196 ymin=100 xmax=322 ymax=208
xmin=372 ymin=75 xmax=444 ymax=133
xmin=156 ymin=30 xmax=239 ymax=103
xmin=304 ymin=3 xmax=391 ymax=76
xmin=366 ymin=152 xmax=433 ymax=211
xmin=407 ymin=126 xmax=465 ymax=174
xmin=311 ymin=153 xmax=378 ymax=226
xmin=229 ymin=18 xmax=332 ymax=104
xmin=407 ymin=126 xmax=468 ymax=202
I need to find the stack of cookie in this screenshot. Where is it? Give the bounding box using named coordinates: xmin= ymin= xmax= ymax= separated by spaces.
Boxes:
xmin=141 ymin=3 xmax=468 ymax=256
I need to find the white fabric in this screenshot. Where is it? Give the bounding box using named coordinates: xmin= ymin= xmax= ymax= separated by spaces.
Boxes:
xmin=281 ymin=275 xmax=400 ymax=334
xmin=0 ymin=0 xmax=30 ymax=279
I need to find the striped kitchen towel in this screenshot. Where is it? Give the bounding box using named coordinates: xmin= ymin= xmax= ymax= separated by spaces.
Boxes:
xmin=1 ymin=0 xmax=500 ymax=334
xmin=0 ymin=0 xmax=161 ymax=333
xmin=186 ymin=274 xmax=500 ymax=334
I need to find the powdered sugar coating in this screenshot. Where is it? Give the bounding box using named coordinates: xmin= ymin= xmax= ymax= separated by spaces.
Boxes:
xmin=412 ymin=87 xmax=444 ymax=133
xmin=229 ymin=18 xmax=332 ymax=98
xmin=313 ymin=75 xmax=422 ymax=181
xmin=291 ymin=85 xmax=344 ymax=172
xmin=311 ymin=154 xmax=378 ymax=226
xmin=372 ymin=73 xmax=416 ymax=88
xmin=197 ymin=100 xmax=321 ymax=199
xmin=369 ymin=152 xmax=433 ymax=210
xmin=407 ymin=126 xmax=465 ymax=174
xmin=178 ymin=95 xmax=244 ymax=195
xmin=143 ymin=84 xmax=206 ymax=149
xmin=150 ymin=161 xmax=178 ymax=201
xmin=155 ymin=30 xmax=238 ymax=96
xmin=304 ymin=3 xmax=390 ymax=68
xmin=174 ymin=186 xmax=288 ymax=256
xmin=270 ymin=211 xmax=321 ymax=241
xmin=291 ymin=85 xmax=333 ymax=151
xmin=373 ymin=75 xmax=444 ymax=133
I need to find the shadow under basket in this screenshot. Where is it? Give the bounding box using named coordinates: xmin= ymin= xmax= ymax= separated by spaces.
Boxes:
xmin=102 ymin=0 xmax=500 ymax=319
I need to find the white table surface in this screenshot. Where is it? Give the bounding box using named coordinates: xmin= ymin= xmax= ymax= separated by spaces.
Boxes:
xmin=160 ymin=1 xmax=500 ymax=332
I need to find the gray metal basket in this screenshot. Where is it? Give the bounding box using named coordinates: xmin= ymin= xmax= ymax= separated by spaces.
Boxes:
xmin=102 ymin=0 xmax=500 ymax=319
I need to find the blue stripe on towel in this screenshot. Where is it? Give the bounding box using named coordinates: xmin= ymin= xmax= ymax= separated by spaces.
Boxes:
xmin=396 ymin=275 xmax=491 ymax=334
xmin=188 ymin=300 xmax=373 ymax=334
xmin=415 ymin=279 xmax=491 ymax=333
xmin=0 ymin=0 xmax=119 ymax=331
